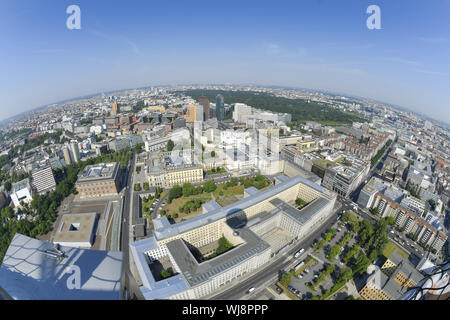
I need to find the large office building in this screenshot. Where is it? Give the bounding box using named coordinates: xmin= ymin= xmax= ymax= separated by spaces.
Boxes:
xmin=216 ymin=94 xmax=225 ymax=121
xmin=63 ymin=146 xmax=72 ymax=165
xmin=233 ymin=103 xmax=292 ymax=126
xmin=63 ymin=141 xmax=80 ymax=164
xmin=111 ymin=101 xmax=120 ymax=116
xmin=0 ymin=234 xmax=123 ymax=300
xmin=322 ymin=156 xmax=369 ymax=197
xmin=198 ymin=96 xmax=210 ymax=121
xmin=130 ymin=175 xmax=336 ymax=300
xmin=75 ymin=162 xmax=121 ymax=199
xmin=185 ymin=104 xmax=203 ymax=123
xmin=147 ymin=162 xmax=204 ymax=189
xmin=31 ymin=166 xmax=56 ymax=195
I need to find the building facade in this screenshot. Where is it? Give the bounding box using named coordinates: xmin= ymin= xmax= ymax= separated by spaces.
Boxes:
xmin=31 ymin=166 xmax=56 ymax=195
xmin=75 ymin=162 xmax=121 ymax=198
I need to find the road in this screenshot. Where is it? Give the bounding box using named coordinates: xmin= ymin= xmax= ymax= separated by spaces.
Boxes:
xmin=120 ymin=152 xmax=144 ymax=300
xmin=211 ymin=208 xmax=340 ymax=300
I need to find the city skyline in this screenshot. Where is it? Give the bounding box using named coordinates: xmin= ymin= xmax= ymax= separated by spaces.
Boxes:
xmin=1 ymin=0 xmax=449 ymax=124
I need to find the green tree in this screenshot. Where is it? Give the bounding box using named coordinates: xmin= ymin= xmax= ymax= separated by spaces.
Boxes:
xmin=386 ymin=216 xmax=395 ymax=226
xmin=352 ymin=254 xmax=371 ymax=276
xmin=4 ymin=181 xmax=11 ymax=192
xmin=328 ymin=244 xmax=342 ymax=260
xmin=167 ymin=140 xmax=175 ymax=152
xmin=203 ymin=180 xmax=217 ymax=193
xmin=428 ymin=199 xmax=436 ymax=210
xmin=161 ymin=270 xmax=171 ymax=279
xmin=168 ymin=185 xmax=183 ymax=203
xmin=1 ymin=207 xmax=14 ymax=221
xmin=211 ymin=151 xmax=216 ymax=158
xmin=280 ymin=273 xmax=292 ymax=287
xmin=182 ymin=183 xmax=195 ymax=197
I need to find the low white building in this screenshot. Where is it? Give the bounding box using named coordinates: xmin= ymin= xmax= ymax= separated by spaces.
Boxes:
xmin=10 ymin=179 xmax=33 ymax=207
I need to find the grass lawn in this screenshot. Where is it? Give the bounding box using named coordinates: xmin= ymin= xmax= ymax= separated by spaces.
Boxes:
xmin=214 ymin=184 xmax=244 ymax=207
xmin=141 ymin=196 xmax=155 ymax=224
xmin=162 ymin=192 xmax=213 ymax=221
xmin=382 ymin=241 xmax=409 ymax=260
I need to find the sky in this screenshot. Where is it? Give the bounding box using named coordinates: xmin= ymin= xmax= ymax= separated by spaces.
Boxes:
xmin=1 ymin=0 xmax=450 ymax=123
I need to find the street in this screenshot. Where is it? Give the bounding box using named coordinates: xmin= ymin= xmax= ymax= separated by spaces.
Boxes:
xmin=120 ymin=152 xmax=144 ymax=300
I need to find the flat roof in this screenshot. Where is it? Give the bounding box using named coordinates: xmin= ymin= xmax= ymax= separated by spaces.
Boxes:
xmin=12 ymin=179 xmax=29 ymax=193
xmin=77 ymin=162 xmax=119 ymax=183
xmin=166 ymin=227 xmax=270 ymax=287
xmin=53 ymin=213 xmax=97 ymax=245
xmin=270 ymin=197 xmax=331 ymax=226
xmin=0 ymin=234 xmax=123 ymax=300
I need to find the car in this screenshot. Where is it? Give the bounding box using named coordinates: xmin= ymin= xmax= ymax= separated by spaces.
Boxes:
xmin=246 ymin=288 xmax=255 ymax=294
xmin=298 ymin=274 xmax=303 ymax=279
xmin=304 ymin=269 xmax=310 ymax=274
xmin=314 ymin=275 xmax=318 ymax=279
xmin=275 ymin=286 xmax=283 ymax=295
xmin=288 ymin=285 xmax=295 ymax=291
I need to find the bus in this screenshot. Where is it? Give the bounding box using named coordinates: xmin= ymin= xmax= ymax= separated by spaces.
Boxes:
xmin=294 ymin=261 xmax=305 ymax=272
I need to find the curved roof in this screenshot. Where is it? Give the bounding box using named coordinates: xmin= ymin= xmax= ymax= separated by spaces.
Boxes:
xmin=0 ymin=234 xmax=123 ymax=300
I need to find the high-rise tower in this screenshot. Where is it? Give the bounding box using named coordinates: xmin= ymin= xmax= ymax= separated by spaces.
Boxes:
xmin=216 ymin=94 xmax=225 ymax=121
xmin=198 ymin=96 xmax=210 ymax=121
xmin=111 ymin=101 xmax=120 ymax=116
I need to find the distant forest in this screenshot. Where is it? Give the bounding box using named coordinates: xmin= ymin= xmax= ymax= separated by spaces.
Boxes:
xmin=176 ymin=89 xmax=367 ymax=125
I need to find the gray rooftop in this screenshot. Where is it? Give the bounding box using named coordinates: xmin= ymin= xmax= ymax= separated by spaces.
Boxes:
xmin=166 ymin=228 xmax=270 ymax=287
xmin=270 ymin=197 xmax=331 ymax=226
xmin=77 ymin=162 xmax=119 ymax=183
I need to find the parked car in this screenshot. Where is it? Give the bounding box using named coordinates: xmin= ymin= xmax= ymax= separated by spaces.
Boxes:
xmin=275 ymin=285 xmax=283 ymax=295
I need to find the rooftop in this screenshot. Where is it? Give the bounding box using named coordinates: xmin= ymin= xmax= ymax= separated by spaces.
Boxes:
xmin=0 ymin=234 xmax=123 ymax=300
xmin=166 ymin=227 xmax=270 ymax=287
xmin=53 ymin=213 xmax=98 ymax=246
xmin=12 ymin=179 xmax=30 ymax=193
xmin=77 ymin=162 xmax=119 ymax=182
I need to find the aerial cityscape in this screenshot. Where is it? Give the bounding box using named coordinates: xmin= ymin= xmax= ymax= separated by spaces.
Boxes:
xmin=0 ymin=0 xmax=449 ymax=308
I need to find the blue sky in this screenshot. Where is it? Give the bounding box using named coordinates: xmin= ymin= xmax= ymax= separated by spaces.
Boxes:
xmin=1 ymin=0 xmax=449 ymax=123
